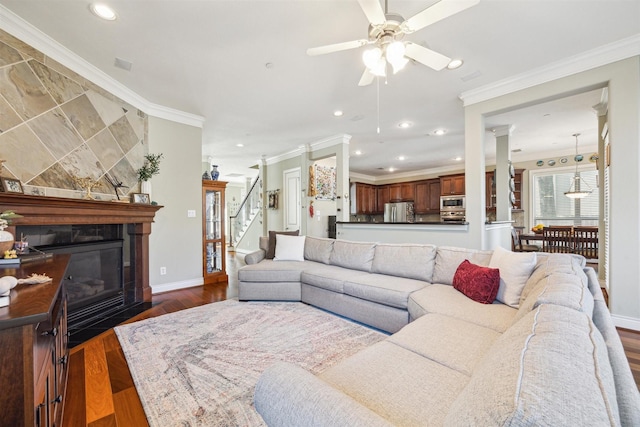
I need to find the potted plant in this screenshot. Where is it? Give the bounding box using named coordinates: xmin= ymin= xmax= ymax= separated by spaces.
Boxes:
xmin=137 ymin=153 xmax=163 ymax=195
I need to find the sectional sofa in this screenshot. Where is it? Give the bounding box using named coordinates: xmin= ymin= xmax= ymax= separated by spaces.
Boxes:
xmin=238 ymin=235 xmax=640 ymax=426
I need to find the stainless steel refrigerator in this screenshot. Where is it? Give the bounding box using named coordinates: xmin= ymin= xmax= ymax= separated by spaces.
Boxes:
xmin=383 ymin=202 xmax=414 ymax=223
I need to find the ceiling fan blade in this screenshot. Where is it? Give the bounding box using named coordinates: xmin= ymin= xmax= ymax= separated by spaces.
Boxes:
xmin=358 ymin=69 xmax=375 ymax=86
xmin=307 ymin=39 xmax=368 ymax=56
xmin=357 ymin=0 xmax=386 ymax=26
xmin=405 ymin=42 xmax=451 ymax=71
xmin=402 ymin=0 xmax=480 ymax=33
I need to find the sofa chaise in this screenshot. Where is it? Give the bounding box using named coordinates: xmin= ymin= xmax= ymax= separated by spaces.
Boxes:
xmin=238 ymin=234 xmax=640 ymax=426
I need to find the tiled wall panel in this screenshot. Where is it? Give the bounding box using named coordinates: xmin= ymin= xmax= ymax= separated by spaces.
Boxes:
xmin=0 ymin=29 xmax=147 ymax=200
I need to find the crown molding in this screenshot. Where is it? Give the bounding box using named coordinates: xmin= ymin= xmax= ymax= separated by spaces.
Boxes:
xmin=265 ymin=134 xmax=352 ymax=166
xmin=0 ymin=5 xmax=205 ymax=128
xmin=460 ymin=34 xmax=640 ymax=107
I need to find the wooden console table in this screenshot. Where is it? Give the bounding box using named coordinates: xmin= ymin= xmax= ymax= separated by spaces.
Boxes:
xmin=0 ymin=193 xmax=162 ymax=302
xmin=0 ymin=254 xmax=70 ymax=427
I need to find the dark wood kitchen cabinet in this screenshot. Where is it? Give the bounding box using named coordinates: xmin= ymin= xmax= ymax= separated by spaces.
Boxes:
xmin=440 ymin=174 xmax=465 ymax=195
xmin=414 ymin=179 xmax=441 ymax=214
xmin=0 ymin=255 xmax=70 ymax=427
xmin=375 ymin=185 xmax=390 ymax=214
xmin=352 ymin=182 xmax=376 ymax=215
xmin=389 ymin=182 xmax=415 ymax=202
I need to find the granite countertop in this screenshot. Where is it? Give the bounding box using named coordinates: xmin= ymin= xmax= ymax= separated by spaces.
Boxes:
xmin=336 ymin=221 xmax=468 ymax=225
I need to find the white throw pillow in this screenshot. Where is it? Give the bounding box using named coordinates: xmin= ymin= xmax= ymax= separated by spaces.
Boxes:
xmin=489 ymin=246 xmax=537 ymax=308
xmin=274 ymin=234 xmax=306 ymax=261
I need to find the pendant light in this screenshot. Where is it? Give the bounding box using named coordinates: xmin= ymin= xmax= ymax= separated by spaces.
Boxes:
xmin=564 ymin=133 xmax=593 ymax=199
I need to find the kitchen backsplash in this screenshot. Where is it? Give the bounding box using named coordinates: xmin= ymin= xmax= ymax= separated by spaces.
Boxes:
xmin=0 ymin=29 xmax=148 ymax=200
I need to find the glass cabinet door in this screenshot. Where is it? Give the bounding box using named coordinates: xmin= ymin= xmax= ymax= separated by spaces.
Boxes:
xmin=202 ymin=180 xmax=227 ymax=283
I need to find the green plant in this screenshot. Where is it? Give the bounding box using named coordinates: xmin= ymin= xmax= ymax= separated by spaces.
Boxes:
xmin=137 ymin=153 xmax=164 ymax=182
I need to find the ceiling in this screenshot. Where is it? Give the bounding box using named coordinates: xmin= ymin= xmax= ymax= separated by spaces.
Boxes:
xmin=1 ymin=1 xmax=638 ymax=180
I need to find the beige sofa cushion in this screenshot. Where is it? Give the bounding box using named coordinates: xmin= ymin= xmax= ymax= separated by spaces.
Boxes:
xmin=371 ymin=243 xmax=436 ymax=282
xmin=343 ymin=274 xmax=427 ymax=309
xmin=408 ymin=284 xmax=517 ymax=332
xmin=444 ymin=304 xmax=620 ymax=426
xmin=329 ymin=240 xmax=376 ymax=272
xmin=388 ymin=313 xmax=501 ymax=376
xmin=304 ymin=236 xmax=334 ymax=264
xmin=320 ymin=341 xmax=470 ymax=426
xmin=489 ymin=246 xmax=537 ymax=308
xmin=432 ymin=246 xmax=493 ymax=285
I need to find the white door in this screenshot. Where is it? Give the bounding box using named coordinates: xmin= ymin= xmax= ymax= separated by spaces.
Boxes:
xmin=283 ymin=167 xmax=301 ymax=231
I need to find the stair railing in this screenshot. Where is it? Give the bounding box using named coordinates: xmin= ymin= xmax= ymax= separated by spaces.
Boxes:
xmin=229 ymin=175 xmax=261 ymax=247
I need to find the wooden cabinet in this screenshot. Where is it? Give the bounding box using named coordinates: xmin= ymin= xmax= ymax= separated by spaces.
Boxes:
xmin=512 ymin=169 xmax=524 ymax=210
xmin=203 ymin=180 xmax=228 ymax=284
xmin=389 ymin=182 xmax=415 ymax=202
xmin=351 ymin=183 xmax=376 ymax=215
xmin=0 ymin=255 xmax=70 ymax=427
xmin=414 ymin=179 xmax=441 ymax=214
xmin=485 ymin=168 xmax=524 ymax=211
xmin=440 ymin=174 xmax=465 ymax=195
xmin=375 ymin=185 xmax=389 ymax=214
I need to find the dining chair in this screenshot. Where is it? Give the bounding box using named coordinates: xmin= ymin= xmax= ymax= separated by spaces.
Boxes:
xmin=542 ymin=226 xmax=574 ymax=253
xmin=573 ymin=226 xmax=598 ymax=260
xmin=511 ymin=228 xmax=540 ymax=252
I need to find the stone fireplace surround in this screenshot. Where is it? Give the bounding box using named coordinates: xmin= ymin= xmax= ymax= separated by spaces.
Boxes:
xmin=0 ymin=193 xmax=161 ymax=304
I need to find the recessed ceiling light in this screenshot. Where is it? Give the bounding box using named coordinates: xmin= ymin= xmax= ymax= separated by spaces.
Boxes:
xmin=398 ymin=156 xmax=406 ymax=161
xmin=90 ymin=3 xmax=117 ymax=20
xmin=333 ymin=110 xmax=343 ymax=117
xmin=433 ymin=129 xmax=446 ymax=136
xmin=447 ymin=59 xmax=463 ymax=70
xmin=236 ymin=143 xmax=244 ymax=147
xmin=354 ymin=150 xmax=362 ymax=155
xmin=454 ymin=156 xmax=463 ymax=161
xmin=389 ymin=167 xmax=395 ymax=172
xmin=398 ymin=121 xmax=412 ymax=129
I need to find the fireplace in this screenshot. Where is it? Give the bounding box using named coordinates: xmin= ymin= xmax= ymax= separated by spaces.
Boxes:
xmin=0 ymin=193 xmax=161 ymax=344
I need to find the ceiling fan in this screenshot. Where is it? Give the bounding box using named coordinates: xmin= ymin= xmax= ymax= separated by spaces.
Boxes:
xmin=307 ymin=0 xmax=480 ymax=86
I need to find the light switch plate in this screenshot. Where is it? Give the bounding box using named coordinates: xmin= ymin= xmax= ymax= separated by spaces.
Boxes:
xmin=187 ymin=210 xmax=196 ymax=218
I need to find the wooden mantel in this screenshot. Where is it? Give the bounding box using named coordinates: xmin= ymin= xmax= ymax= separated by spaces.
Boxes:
xmin=0 ymin=193 xmax=162 ymax=302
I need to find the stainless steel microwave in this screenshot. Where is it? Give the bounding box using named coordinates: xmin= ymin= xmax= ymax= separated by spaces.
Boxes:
xmin=440 ymin=195 xmax=465 ymax=210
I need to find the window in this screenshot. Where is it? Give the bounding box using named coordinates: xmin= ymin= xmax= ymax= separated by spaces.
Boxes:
xmin=531 ymin=167 xmax=599 ymax=226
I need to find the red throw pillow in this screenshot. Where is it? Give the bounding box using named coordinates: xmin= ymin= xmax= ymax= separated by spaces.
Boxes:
xmin=453 ymin=260 xmax=500 ymax=304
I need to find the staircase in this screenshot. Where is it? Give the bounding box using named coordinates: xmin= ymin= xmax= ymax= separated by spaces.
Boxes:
xmin=229 ymin=176 xmax=262 ymax=248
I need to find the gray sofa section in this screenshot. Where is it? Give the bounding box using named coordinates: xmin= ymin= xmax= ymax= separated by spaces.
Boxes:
xmin=239 ymin=237 xmax=640 ymax=426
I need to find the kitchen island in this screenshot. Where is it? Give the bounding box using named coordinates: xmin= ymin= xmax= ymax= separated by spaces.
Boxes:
xmin=336 ymin=220 xmax=512 ymax=249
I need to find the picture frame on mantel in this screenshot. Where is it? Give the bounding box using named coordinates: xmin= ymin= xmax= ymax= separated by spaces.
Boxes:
xmin=132 ymin=193 xmax=150 ymax=204
xmin=0 ymin=177 xmax=23 ymax=193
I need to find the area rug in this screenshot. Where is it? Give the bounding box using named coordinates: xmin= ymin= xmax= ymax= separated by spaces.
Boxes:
xmin=114 ymin=300 xmax=387 ymax=426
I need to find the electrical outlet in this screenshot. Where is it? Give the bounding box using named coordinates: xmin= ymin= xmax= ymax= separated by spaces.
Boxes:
xmin=160 ymin=267 xmax=167 ymax=275
xmin=187 ymin=209 xmax=196 ymax=218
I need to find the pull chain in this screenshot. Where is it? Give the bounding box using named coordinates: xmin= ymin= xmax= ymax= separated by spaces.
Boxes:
xmin=376 ymin=76 xmax=380 ymax=134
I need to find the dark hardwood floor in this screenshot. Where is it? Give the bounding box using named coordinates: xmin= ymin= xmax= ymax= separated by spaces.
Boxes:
xmin=61 ymin=251 xmax=640 ymax=427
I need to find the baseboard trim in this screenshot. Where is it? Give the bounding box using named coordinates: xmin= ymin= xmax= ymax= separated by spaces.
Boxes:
xmin=151 ymin=278 xmax=203 ymax=294
xmin=612 ymin=314 xmax=640 ymax=332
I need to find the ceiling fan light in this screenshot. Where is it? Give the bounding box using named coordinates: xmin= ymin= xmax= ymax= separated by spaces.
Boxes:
xmin=362 ymin=47 xmax=382 ymax=70
xmin=370 ymin=58 xmax=387 ymax=77
xmin=386 ymin=41 xmax=405 ymax=62
xmin=389 ymin=57 xmax=408 ymax=74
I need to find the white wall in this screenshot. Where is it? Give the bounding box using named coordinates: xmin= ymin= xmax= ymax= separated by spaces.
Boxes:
xmin=147 ymin=116 xmax=204 ymax=293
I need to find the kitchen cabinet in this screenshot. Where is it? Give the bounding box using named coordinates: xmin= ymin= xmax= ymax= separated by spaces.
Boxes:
xmin=375 ymin=185 xmax=389 ymax=214
xmin=440 ymin=174 xmax=465 ymax=195
xmin=485 ymin=168 xmax=524 ymax=211
xmin=352 ymin=182 xmax=376 ymax=215
xmin=414 ymin=179 xmax=441 ymax=214
xmin=389 ymin=182 xmax=415 ymax=202
xmin=203 ymin=180 xmax=228 ymax=284
xmin=0 ymin=255 xmax=70 ymax=427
